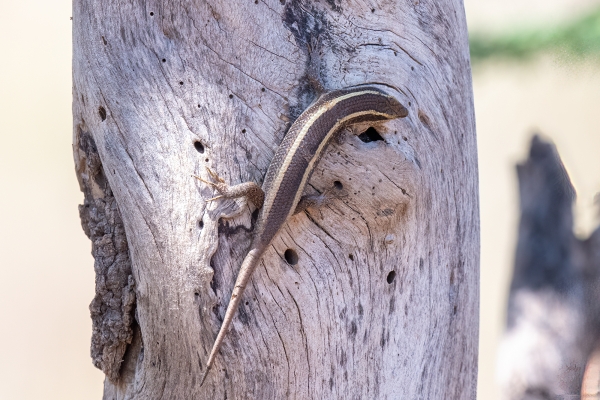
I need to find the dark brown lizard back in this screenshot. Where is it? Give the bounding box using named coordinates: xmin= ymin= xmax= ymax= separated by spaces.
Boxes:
xmin=254 ymin=86 xmax=408 ymax=247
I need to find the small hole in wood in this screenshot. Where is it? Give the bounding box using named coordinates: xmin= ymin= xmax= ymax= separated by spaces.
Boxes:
xmin=179 ymin=81 xmax=184 ymax=85
xmin=162 ymin=58 xmax=166 ymax=62
xmin=411 ymin=66 xmax=414 ymax=71
xmin=255 ymin=0 xmax=258 ymax=3
xmin=386 ymin=271 xmax=396 ymax=284
xmin=205 ymin=158 xmax=209 ymax=162
xmin=101 ymin=36 xmax=107 ymax=45
xmin=349 ymin=254 xmax=354 ymax=261
xmin=371 ymin=8 xmax=375 ymax=12
xmin=261 ymin=87 xmax=266 ymax=92
xmin=280 ymin=0 xmax=285 ymax=4
xmin=150 ymin=11 xmax=154 ymax=16
xmin=334 ymin=180 xmax=343 ymax=190
xmin=242 ymin=129 xmax=246 ymax=133
xmin=198 ymin=220 xmax=204 ymax=229
xmin=419 ymin=111 xmax=432 ymax=128
xmin=194 ymin=141 xmax=205 ymax=153
xmin=358 ymin=127 xmax=383 ymax=143
xmin=403 ymin=136 xmax=408 ymax=141
xmin=194 ymin=292 xmax=200 ymax=298
xmin=245 ymin=301 xmax=249 ymax=305
xmin=98 ymin=106 xmax=107 ymax=121
xmin=284 ymin=249 xmax=298 ymax=265
xmin=229 ymin=94 xmax=234 ymax=99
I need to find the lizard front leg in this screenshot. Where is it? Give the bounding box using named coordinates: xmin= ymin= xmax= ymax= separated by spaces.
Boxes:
xmin=193 ymin=167 xmax=265 ymax=209
xmin=293 ymin=182 xmax=348 ymax=215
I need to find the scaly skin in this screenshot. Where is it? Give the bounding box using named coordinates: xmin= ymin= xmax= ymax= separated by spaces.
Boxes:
xmin=198 ymin=86 xmax=408 ymax=385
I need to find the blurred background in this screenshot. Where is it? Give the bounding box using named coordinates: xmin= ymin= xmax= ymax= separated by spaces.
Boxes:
xmin=0 ymin=1 xmax=598 ymax=399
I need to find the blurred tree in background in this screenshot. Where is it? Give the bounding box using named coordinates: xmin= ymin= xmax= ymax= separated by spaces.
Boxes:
xmin=473 ymin=5 xmax=600 ymax=399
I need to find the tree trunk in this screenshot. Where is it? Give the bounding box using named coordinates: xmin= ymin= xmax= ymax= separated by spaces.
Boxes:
xmin=497 ymin=135 xmax=600 ymax=399
xmin=73 ymin=0 xmax=479 ymax=398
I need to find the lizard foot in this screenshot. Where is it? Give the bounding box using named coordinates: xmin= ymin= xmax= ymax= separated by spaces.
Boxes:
xmin=293 ymin=182 xmax=348 ymax=215
xmin=193 ymin=167 xmax=265 ymax=209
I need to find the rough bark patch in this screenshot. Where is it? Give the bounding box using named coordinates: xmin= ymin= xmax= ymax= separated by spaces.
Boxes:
xmin=75 ymin=125 xmax=136 ymax=382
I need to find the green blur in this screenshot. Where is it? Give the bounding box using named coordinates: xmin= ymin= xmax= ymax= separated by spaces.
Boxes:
xmin=469 ymin=6 xmax=600 ymax=63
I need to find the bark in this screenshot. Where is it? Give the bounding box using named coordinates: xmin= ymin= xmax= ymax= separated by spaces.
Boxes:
xmin=498 ymin=135 xmax=600 ymax=399
xmin=75 ymin=125 xmax=136 ymax=381
xmin=73 ymin=0 xmax=479 ymax=398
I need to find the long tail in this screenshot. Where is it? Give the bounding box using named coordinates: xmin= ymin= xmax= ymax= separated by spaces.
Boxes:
xmin=200 ymin=247 xmax=263 ymax=386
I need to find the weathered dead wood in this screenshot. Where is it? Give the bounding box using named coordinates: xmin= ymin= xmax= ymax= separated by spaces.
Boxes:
xmin=73 ymin=0 xmax=479 ymax=398
xmin=498 ymin=135 xmax=600 ymax=399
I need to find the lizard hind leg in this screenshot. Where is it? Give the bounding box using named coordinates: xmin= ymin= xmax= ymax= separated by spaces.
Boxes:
xmin=193 ymin=167 xmax=265 ymax=209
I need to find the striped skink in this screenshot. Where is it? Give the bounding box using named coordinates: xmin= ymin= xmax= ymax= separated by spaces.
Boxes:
xmin=198 ymin=85 xmax=408 ymax=385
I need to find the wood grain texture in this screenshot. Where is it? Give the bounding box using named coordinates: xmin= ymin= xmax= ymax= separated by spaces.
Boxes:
xmin=72 ymin=0 xmax=479 ymax=398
